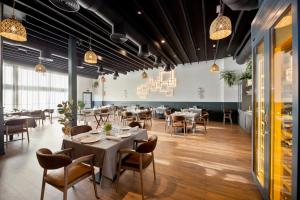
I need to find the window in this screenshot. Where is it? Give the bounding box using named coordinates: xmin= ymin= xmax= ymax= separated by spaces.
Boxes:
xmin=3 ymin=62 xmax=68 ymax=112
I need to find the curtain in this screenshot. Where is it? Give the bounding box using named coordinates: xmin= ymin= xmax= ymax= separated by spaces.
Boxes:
xmin=3 ymin=62 xmax=68 ymax=112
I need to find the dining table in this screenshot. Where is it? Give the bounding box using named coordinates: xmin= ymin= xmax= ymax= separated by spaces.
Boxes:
xmin=171 ymin=111 xmax=200 ymax=132
xmin=62 ymin=127 xmax=148 ymax=183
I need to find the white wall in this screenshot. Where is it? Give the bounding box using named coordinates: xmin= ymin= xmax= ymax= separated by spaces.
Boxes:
xmin=86 ymin=57 xmax=245 ymax=103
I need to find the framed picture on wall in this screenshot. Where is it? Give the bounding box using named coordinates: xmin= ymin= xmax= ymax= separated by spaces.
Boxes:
xmin=83 ymin=91 xmax=92 ymax=109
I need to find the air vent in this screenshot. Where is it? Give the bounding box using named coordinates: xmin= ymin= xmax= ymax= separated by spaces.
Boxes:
xmin=110 ymin=23 xmax=128 ymax=44
xmin=49 ymin=0 xmax=80 ymax=12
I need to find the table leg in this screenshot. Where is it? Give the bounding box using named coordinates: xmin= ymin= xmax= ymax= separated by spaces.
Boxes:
xmin=91 ymin=168 xmax=102 ymax=184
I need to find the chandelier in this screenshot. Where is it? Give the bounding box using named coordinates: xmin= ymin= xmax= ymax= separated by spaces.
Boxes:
xmin=209 ymin=2 xmax=232 ymax=40
xmin=0 ymin=0 xmax=27 ymax=42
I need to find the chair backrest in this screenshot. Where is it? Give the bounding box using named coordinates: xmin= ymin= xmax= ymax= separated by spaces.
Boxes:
xmin=101 ymin=108 xmax=109 ymax=113
xmin=172 ymin=115 xmax=185 ymax=122
xmin=70 ymin=125 xmax=92 ymax=136
xmin=128 ymin=121 xmax=142 ymax=128
xmin=136 ymin=135 xmax=158 ymax=153
xmin=5 ymin=118 xmax=27 ymax=126
xmin=31 ymin=110 xmax=43 ymax=117
xmin=36 ymin=148 xmax=72 ymax=170
xmin=124 ymin=111 xmax=133 ymax=117
xmin=223 ymin=108 xmax=232 ymax=114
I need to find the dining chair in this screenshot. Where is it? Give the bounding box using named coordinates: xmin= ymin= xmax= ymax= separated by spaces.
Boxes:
xmin=116 ymin=135 xmax=158 ymax=200
xmin=194 ymin=112 xmax=209 ymax=133
xmin=43 ymin=109 xmax=54 ymax=123
xmin=164 ymin=110 xmax=172 ymax=132
xmin=36 ymin=148 xmax=99 ymax=200
xmin=138 ymin=110 xmax=152 ymax=128
xmin=4 ymin=118 xmax=29 ymax=144
xmin=128 ymin=121 xmax=142 ymax=128
xmin=171 ymin=115 xmax=186 ymax=136
xmin=122 ymin=111 xmax=136 ymax=126
xmin=31 ymin=110 xmax=45 ymax=125
xmin=223 ymin=109 xmax=232 ymax=124
xmin=70 ymin=125 xmax=92 ymax=136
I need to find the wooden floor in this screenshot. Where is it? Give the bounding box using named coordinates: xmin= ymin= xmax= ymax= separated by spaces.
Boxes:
xmin=0 ymin=118 xmax=262 ymax=200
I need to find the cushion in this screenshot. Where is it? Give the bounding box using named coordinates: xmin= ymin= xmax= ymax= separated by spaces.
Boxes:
xmin=122 ymin=153 xmax=153 ymax=169
xmin=44 ymin=163 xmax=91 ymax=187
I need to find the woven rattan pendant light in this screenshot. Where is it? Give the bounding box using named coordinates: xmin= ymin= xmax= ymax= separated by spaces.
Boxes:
xmin=209 ymin=1 xmax=232 ymax=40
xmin=84 ymin=33 xmax=97 ymax=64
xmin=0 ymin=0 xmax=27 ymax=42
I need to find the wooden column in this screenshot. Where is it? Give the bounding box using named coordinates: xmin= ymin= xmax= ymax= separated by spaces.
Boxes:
xmin=68 ymin=36 xmax=77 ymax=127
xmin=0 ymin=3 xmax=5 ymax=155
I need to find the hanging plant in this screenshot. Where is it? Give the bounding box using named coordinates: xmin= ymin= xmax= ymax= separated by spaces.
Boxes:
xmin=220 ymin=70 xmax=238 ymax=87
xmin=239 ymin=57 xmax=252 ymax=81
xmin=93 ymin=81 xmax=99 ymax=89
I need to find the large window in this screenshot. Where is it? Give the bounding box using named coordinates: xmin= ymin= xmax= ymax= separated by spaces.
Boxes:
xmin=3 ymin=62 xmax=68 ymax=112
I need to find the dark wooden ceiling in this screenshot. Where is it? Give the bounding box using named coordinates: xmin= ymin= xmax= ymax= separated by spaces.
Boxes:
xmin=0 ymin=0 xmax=257 ymax=78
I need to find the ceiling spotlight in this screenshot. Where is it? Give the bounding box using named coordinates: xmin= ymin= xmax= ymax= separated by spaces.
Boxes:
xmin=120 ymin=49 xmax=127 ymax=56
xmin=161 ymin=39 xmax=166 ymax=44
xmin=97 ymin=55 xmax=103 ymax=61
xmin=137 ymin=11 xmax=142 ymax=15
xmin=197 ymin=47 xmax=201 ymax=51
xmin=113 ymin=71 xmax=119 ymax=80
xmin=213 ymin=44 xmax=216 ymax=48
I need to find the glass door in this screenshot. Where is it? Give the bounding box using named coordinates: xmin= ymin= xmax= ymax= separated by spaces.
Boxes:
xmin=254 ymin=40 xmax=265 ymax=186
xmin=270 ymin=8 xmax=293 ymax=200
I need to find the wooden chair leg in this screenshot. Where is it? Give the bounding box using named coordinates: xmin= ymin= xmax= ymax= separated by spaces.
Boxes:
xmin=152 ymin=154 xmax=156 ymax=181
xmin=40 ymin=179 xmax=46 ymax=200
xmin=27 ymin=130 xmax=30 ymax=143
xmin=63 ymin=187 xmax=67 ymax=200
xmin=139 ymin=170 xmax=144 ymax=200
xmin=91 ymin=172 xmax=99 ymax=199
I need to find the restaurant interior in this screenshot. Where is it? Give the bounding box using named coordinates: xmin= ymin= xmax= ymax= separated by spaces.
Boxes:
xmin=0 ymin=0 xmax=298 ymax=200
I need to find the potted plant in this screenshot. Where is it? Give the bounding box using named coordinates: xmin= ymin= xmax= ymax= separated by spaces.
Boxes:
xmin=220 ymin=70 xmax=238 ymax=87
xmin=77 ymin=100 xmax=85 ymax=113
xmin=57 ymin=100 xmax=74 ymax=136
xmin=103 ymin=122 xmax=112 ymax=135
xmin=239 ymin=58 xmax=252 ymax=86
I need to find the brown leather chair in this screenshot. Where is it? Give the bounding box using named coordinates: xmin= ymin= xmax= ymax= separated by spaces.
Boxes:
xmin=138 ymin=111 xmax=152 ymax=127
xmin=5 ymin=118 xmax=29 ymax=144
xmin=70 ymin=125 xmax=92 ymax=136
xmin=36 ymin=148 xmax=99 ymax=200
xmin=171 ymin=115 xmax=186 ymax=136
xmin=116 ymin=135 xmax=158 ymax=200
xmin=128 ymin=121 xmax=142 ymax=128
xmin=194 ymin=112 xmax=209 ymax=133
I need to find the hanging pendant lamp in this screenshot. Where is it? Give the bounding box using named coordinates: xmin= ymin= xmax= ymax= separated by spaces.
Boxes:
xmin=84 ymin=33 xmax=97 ymax=64
xmin=35 ymin=61 xmax=47 ymax=73
xmin=210 ymin=62 xmax=220 ymax=73
xmin=101 ymin=75 xmax=106 ymax=83
xmin=141 ymin=63 xmax=148 ymax=79
xmin=0 ymin=0 xmax=27 ymax=42
xmin=209 ymin=1 xmax=232 ymax=40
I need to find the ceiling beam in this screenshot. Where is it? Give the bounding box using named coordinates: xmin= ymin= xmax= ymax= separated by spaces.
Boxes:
xmin=226 ymin=11 xmax=244 ymax=52
xmin=201 ymin=0 xmax=208 ymax=61
xmin=178 ymin=0 xmax=198 ymax=63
